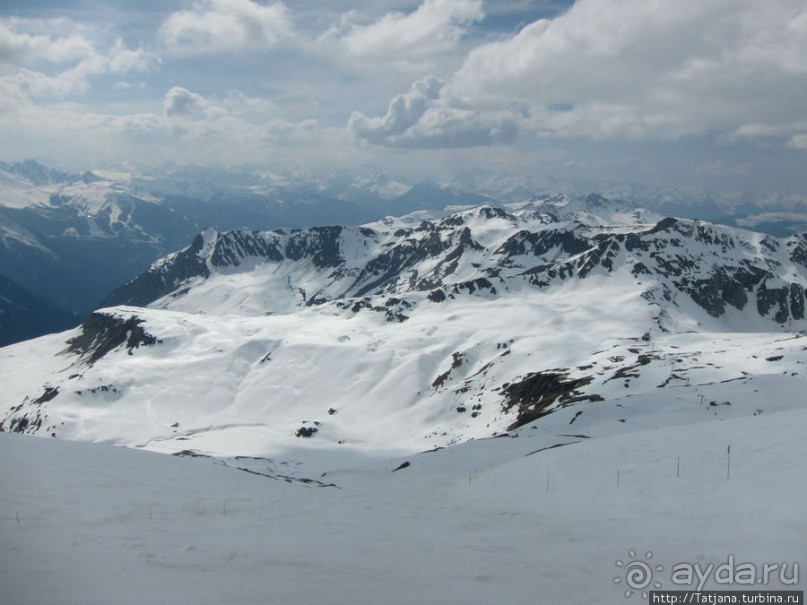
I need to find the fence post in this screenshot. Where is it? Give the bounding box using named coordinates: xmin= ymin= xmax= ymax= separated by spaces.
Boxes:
xmin=726 ymin=445 xmax=731 ymax=480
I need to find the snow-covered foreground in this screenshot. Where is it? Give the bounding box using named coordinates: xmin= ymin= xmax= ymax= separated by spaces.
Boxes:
xmin=2 ymin=408 xmax=804 ymax=605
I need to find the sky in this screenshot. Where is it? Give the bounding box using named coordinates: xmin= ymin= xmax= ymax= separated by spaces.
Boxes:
xmin=1 ymin=0 xmax=806 ymax=192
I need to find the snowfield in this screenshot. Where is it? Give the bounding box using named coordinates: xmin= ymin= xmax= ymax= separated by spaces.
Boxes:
xmin=1 ymin=407 xmax=804 ymax=605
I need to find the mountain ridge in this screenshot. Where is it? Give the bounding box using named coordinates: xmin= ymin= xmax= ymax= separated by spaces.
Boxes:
xmin=1 ymin=200 xmax=805 ymax=462
xmin=103 ymin=201 xmax=807 ymax=330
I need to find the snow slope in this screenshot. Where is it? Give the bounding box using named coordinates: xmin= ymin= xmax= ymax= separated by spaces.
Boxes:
xmin=2 ymin=299 xmax=805 ymax=465
xmin=1 ymin=406 xmax=804 ymax=605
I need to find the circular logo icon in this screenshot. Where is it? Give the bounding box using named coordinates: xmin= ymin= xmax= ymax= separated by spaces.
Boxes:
xmin=614 ymin=550 xmax=664 ymax=599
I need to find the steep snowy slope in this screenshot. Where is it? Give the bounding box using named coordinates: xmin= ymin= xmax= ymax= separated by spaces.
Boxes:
xmin=1 ymin=202 xmax=806 ymax=462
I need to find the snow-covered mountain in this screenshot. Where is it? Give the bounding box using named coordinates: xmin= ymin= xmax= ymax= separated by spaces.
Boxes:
xmin=104 ymin=198 xmax=805 ymax=329
xmin=0 ymin=160 xmax=476 ymax=338
xmin=3 ymin=158 xmax=806 ymax=347
xmin=2 ymin=199 xmax=805 ymax=463
xmin=0 ymin=160 xmax=196 ymax=321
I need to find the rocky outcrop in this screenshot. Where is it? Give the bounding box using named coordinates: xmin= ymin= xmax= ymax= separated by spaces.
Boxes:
xmin=65 ymin=311 xmax=160 ymax=365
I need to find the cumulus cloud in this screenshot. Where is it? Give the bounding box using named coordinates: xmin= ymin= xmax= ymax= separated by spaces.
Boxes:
xmin=0 ymin=78 xmax=347 ymax=168
xmin=0 ymin=19 xmax=94 ymax=65
xmin=160 ymin=0 xmax=292 ymax=55
xmin=163 ymin=86 xmax=208 ymax=117
xmin=326 ymin=0 xmax=483 ymax=59
xmin=1 ymin=51 xmax=156 ymax=104
xmin=349 ymin=76 xmax=443 ymax=143
xmin=348 ymin=75 xmax=521 ymax=147
xmin=107 ymin=40 xmax=158 ymax=74
xmin=0 ymin=17 xmax=158 ymax=106
xmin=352 ymin=0 xmax=807 ymax=148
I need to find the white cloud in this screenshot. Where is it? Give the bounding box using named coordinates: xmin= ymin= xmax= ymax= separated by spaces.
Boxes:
xmin=349 ymin=75 xmax=444 ymax=144
xmin=324 ymin=0 xmax=483 ymax=61
xmin=353 ymin=0 xmax=807 ymax=147
xmin=108 ymin=40 xmax=159 ymax=74
xmin=1 ymin=48 xmax=157 ymax=103
xmin=160 ymin=0 xmax=292 ymax=55
xmin=0 ymin=18 xmax=158 ymax=107
xmin=163 ymin=86 xmax=207 ymax=117
xmin=348 ymin=75 xmax=521 ymax=147
xmin=788 ymin=134 xmax=807 ymax=150
xmin=0 ymin=82 xmax=350 ymax=168
xmin=0 ymin=19 xmax=94 ymax=65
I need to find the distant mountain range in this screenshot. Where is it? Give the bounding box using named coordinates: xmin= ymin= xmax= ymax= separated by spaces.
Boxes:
xmin=0 ymin=160 xmax=489 ymax=337
xmin=1 ymin=159 xmax=806 ymax=346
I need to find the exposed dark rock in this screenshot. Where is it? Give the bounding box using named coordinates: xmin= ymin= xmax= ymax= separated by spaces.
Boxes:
xmin=210 ymin=231 xmax=283 ymax=267
xmin=643 ymin=217 xmax=679 ymax=235
xmin=65 ymin=312 xmax=160 ymax=365
xmin=285 ymin=226 xmax=345 ymax=268
xmin=494 ymin=228 xmax=589 ymax=260
xmin=501 ymin=371 xmax=595 ymax=430
xmin=33 ymin=387 xmax=59 ymax=404
xmin=428 ymin=289 xmax=447 ymax=302
xmin=432 ymin=352 xmax=465 ymax=389
xmin=790 ymin=283 xmax=805 ymax=319
xmin=790 ymin=234 xmax=807 ymax=268
xmin=173 ymin=450 xmax=211 ymax=458
xmin=102 ymin=232 xmax=211 ymax=307
xmin=451 ymin=278 xmax=497 ymax=296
